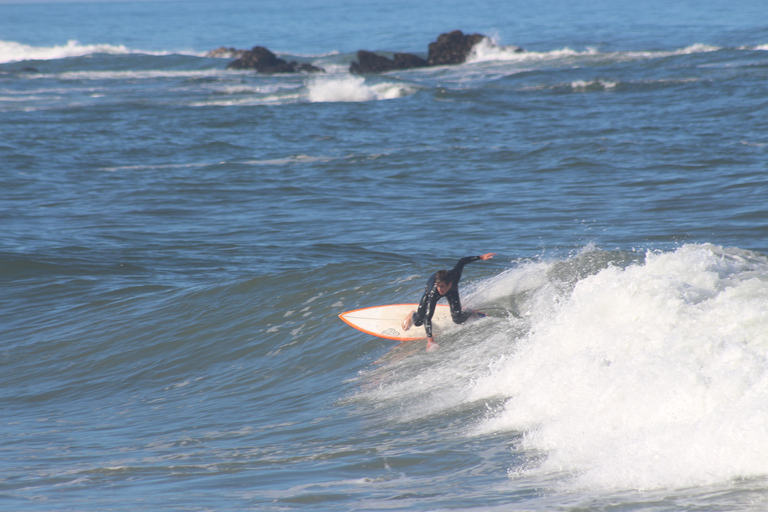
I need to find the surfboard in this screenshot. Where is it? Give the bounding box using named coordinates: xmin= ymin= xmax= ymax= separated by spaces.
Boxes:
xmin=339 ymin=303 xmax=480 ymax=341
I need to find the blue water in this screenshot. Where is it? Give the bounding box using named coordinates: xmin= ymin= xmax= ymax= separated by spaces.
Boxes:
xmin=2 ymin=0 xmax=768 ymax=510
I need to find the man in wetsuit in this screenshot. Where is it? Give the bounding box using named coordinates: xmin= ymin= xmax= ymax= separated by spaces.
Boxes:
xmin=402 ymin=253 xmax=496 ymax=351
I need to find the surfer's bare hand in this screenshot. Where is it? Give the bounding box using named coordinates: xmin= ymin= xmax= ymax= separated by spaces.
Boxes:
xmin=426 ymin=337 xmax=439 ymax=352
xmin=479 ymin=253 xmax=496 ymax=261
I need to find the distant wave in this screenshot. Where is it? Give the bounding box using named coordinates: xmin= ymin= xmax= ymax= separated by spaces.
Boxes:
xmin=100 ymin=154 xmax=339 ymax=172
xmin=570 ymin=79 xmax=619 ymax=91
xmin=3 ymin=38 xmax=762 ymax=69
xmin=467 ymin=39 xmax=723 ymax=65
xmin=468 ymin=39 xmax=597 ymax=63
xmin=29 ymin=69 xmax=233 ymax=81
xmin=0 ymin=39 xmax=200 ymax=64
xmin=189 ymin=75 xmax=418 ymax=107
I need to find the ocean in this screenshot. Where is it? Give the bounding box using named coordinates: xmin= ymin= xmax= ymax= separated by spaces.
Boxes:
xmin=2 ymin=0 xmax=768 ymax=510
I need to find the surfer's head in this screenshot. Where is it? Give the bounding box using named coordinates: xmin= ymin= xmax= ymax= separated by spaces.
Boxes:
xmin=434 ymin=270 xmax=453 ymax=295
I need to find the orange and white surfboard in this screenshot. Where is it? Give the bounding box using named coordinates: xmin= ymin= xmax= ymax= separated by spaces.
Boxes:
xmin=338 ymin=303 xmax=455 ymax=341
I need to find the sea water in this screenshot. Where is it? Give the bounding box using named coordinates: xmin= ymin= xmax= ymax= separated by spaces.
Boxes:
xmin=1 ymin=0 xmax=768 ymax=510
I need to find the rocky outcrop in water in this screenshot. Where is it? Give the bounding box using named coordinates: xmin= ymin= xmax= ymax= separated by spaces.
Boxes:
xmin=211 ymin=30 xmax=522 ymax=74
xmin=349 ymin=30 xmax=522 ymax=74
xmin=225 ymin=46 xmax=324 ymax=73
xmin=427 ymin=30 xmax=487 ymax=66
xmin=349 ymin=50 xmax=429 ymax=74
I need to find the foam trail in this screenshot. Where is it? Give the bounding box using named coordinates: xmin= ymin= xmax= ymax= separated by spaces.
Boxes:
xmin=470 ymin=244 xmax=768 ymax=490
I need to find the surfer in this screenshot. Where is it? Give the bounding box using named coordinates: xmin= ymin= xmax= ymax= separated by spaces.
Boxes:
xmin=402 ymin=253 xmax=496 ymax=351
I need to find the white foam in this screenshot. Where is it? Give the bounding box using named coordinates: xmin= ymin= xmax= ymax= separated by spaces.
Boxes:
xmin=467 ymin=39 xmax=721 ymax=66
xmin=469 ymin=244 xmax=768 ymax=490
xmin=307 ymin=75 xmax=413 ymax=103
xmin=0 ymin=39 xmax=186 ymax=64
xmin=467 ymin=38 xmax=592 ymax=64
xmin=571 ymin=79 xmax=619 ymax=91
xmin=188 ymin=75 xmax=414 ymax=107
xmin=353 ymin=244 xmax=768 ymax=491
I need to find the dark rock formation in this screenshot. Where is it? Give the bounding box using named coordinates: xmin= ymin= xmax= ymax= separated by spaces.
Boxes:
xmin=393 ymin=52 xmax=429 ymax=70
xmin=349 ymin=51 xmax=393 ymax=74
xmin=349 ymin=50 xmax=428 ymax=74
xmin=226 ymin=46 xmax=324 ymax=73
xmin=218 ymin=31 xmax=523 ymax=75
xmin=349 ymin=30 xmax=503 ymax=74
xmin=427 ymin=30 xmax=487 ymax=66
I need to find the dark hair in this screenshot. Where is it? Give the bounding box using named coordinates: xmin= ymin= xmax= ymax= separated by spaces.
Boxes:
xmin=435 ymin=270 xmax=451 ymax=284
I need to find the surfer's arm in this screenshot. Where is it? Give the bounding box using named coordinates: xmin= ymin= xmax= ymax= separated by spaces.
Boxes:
xmin=422 ymin=295 xmax=436 ymax=339
xmin=450 ymin=253 xmax=496 ymax=280
xmin=415 ymin=278 xmax=438 ymax=338
xmin=446 ymin=288 xmax=474 ymax=324
xmin=423 ymin=290 xmax=443 ymax=351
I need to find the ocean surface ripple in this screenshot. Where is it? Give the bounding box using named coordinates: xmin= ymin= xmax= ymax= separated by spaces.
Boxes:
xmin=2 ymin=0 xmax=768 ymax=510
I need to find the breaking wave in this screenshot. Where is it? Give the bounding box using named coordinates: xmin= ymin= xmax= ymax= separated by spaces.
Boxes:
xmin=467 ymin=38 xmax=724 ymax=65
xmin=354 ymin=244 xmax=768 ymax=491
xmin=0 ymin=39 xmax=196 ymax=64
xmin=307 ymin=75 xmax=416 ymax=103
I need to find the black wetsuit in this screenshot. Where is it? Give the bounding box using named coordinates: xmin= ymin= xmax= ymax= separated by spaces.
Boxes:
xmin=412 ymin=256 xmax=481 ymax=338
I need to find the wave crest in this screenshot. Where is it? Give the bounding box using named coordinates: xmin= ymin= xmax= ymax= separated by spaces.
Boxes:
xmin=473 ymin=244 xmax=768 ymax=490
xmin=0 ymin=39 xmax=185 ymax=64
xmin=307 ymin=75 xmax=414 ymax=103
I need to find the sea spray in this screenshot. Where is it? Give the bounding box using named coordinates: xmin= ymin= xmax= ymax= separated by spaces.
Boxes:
xmin=351 ymin=249 xmax=631 ymax=425
xmin=307 ymin=75 xmax=413 ymax=103
xmin=353 ymin=245 xmax=768 ymax=490
xmin=471 ymin=244 xmax=768 ymax=490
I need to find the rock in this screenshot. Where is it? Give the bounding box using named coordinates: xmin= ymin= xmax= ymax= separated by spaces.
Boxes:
xmin=349 ymin=30 xmax=493 ymax=73
xmin=226 ymin=46 xmax=324 ymax=73
xmin=427 ymin=30 xmax=487 ymax=66
xmin=222 ymin=30 xmax=517 ymax=75
xmin=392 ymin=53 xmax=429 ymax=70
xmin=294 ymin=63 xmax=325 ymax=73
xmin=226 ymin=46 xmax=291 ymax=71
xmin=350 ymin=50 xmax=428 ymax=74
xmin=206 ymin=47 xmax=247 ymax=59
xmin=350 ymin=50 xmax=394 ymax=74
